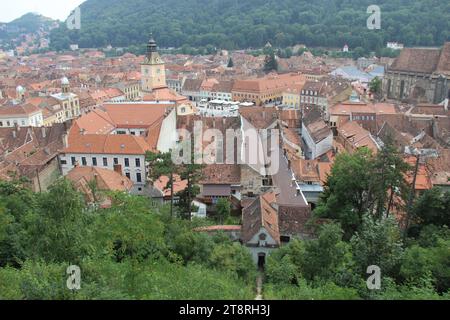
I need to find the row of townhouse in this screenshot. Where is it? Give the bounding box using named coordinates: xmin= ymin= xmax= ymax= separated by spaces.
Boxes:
xmin=182 ymin=78 xmax=234 ymax=103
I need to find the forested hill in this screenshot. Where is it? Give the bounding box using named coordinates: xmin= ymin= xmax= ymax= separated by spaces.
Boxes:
xmin=49 ymin=0 xmax=450 ymax=51
xmin=0 ymin=13 xmax=54 ymax=39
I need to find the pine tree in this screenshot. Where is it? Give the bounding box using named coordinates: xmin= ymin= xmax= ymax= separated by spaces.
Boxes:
xmin=227 ymin=57 xmax=234 ymax=68
xmin=264 ymin=51 xmax=278 ymax=73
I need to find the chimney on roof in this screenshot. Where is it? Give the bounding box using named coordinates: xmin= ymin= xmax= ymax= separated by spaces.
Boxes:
xmin=41 ymin=126 xmax=46 ymax=138
xmin=62 ymin=133 xmax=69 ymax=148
xmin=113 ymin=164 xmax=122 ymax=175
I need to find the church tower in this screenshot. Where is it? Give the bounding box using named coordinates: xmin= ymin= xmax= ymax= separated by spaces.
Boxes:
xmin=141 ymin=35 xmax=166 ymax=92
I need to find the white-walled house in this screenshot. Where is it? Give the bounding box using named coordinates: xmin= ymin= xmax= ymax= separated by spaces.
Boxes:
xmin=301 ymin=111 xmax=333 ymax=160
xmin=241 ymin=192 xmax=280 ymax=266
xmin=60 ymin=134 xmax=150 ymax=193
xmin=0 ymin=103 xmax=43 ymax=128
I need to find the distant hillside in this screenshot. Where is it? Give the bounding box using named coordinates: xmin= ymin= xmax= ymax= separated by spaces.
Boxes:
xmin=49 ymin=0 xmax=450 ymax=51
xmin=0 ymin=13 xmax=55 ymax=41
xmin=8 ymin=13 xmax=54 ymax=32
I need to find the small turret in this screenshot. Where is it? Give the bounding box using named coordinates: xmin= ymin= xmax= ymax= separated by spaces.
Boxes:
xmin=61 ymin=77 xmax=70 ymax=94
xmin=16 ymin=85 xmax=25 ymax=102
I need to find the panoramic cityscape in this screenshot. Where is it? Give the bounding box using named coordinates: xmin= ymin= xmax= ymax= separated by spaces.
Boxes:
xmin=0 ymin=0 xmax=449 ymax=306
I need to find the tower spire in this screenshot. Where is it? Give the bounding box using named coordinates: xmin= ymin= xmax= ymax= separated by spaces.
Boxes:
xmin=147 ymin=33 xmax=157 ymax=54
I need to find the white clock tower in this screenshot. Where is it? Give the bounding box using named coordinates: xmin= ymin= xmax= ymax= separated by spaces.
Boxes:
xmin=141 ymin=35 xmax=166 ymax=92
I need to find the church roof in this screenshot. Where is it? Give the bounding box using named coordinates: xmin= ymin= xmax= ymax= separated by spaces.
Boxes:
xmin=389 ymin=42 xmax=450 ymax=75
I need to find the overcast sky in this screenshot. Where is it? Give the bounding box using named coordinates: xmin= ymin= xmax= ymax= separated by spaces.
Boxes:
xmin=0 ymin=0 xmax=86 ymax=23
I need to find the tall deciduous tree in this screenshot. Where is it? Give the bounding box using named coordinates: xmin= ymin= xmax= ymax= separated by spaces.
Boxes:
xmin=28 ymin=179 xmax=89 ymax=264
xmin=314 ymin=143 xmax=410 ymax=239
xmin=177 ymin=152 xmax=204 ymax=220
xmin=411 ymin=188 xmax=450 ymax=231
xmin=215 ymin=198 xmax=231 ymax=224
xmin=369 ymin=77 xmax=382 ymax=98
xmin=350 ymin=215 xmax=403 ymax=277
xmin=314 ymin=148 xmax=375 ymax=239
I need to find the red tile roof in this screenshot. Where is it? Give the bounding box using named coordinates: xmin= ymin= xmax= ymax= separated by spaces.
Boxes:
xmin=63 ymin=133 xmax=151 ymax=155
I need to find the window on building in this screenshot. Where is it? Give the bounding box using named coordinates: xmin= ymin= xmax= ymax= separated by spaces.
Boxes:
xmin=71 ymin=157 xmax=76 ymax=166
xmin=103 ymin=157 xmax=108 ymax=166
xmin=135 ymin=158 xmax=141 ymax=167
xmin=60 ymin=159 xmax=67 ymax=165
xmin=136 ymin=173 xmax=142 ymax=183
xmin=125 ymin=172 xmax=131 ymax=179
xmin=114 ymin=158 xmax=119 ymax=165
xmin=92 ymin=157 xmax=97 ymax=166
xmin=124 ymin=158 xmax=130 ymax=167
xmin=82 ymin=157 xmax=87 ymax=166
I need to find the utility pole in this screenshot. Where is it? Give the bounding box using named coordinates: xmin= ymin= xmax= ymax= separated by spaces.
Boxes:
xmin=404 ymin=149 xmax=421 ymax=239
xmin=36 ymin=168 xmax=42 ymax=193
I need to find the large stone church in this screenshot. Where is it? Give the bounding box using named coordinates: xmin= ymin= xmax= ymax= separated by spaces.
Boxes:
xmin=383 ymin=42 xmax=450 ymax=104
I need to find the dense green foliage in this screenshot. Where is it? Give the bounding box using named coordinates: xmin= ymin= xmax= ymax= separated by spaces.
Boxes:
xmin=215 ymin=198 xmax=231 ymax=224
xmin=264 ymin=51 xmax=278 ymax=73
xmin=49 ymin=0 xmax=450 ymax=51
xmin=0 ymin=178 xmax=255 ymax=300
xmin=265 ymin=218 xmax=450 ymax=300
xmin=1 ymin=142 xmax=449 ymax=300
xmin=314 ymin=142 xmax=410 ymax=239
xmin=264 ymin=145 xmax=450 ymax=300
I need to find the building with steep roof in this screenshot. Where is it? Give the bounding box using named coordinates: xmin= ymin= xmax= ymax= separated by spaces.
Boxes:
xmin=383 ymin=42 xmax=450 ymax=104
xmin=66 ymin=166 xmax=133 ymax=205
xmin=301 ymin=110 xmax=333 ymax=160
xmin=0 ymin=122 xmax=71 ymax=191
xmin=60 ymin=132 xmax=151 ymax=193
xmin=337 ymin=121 xmax=380 ymax=154
xmin=241 ymin=192 xmax=280 ymax=266
xmin=0 ymin=103 xmax=43 ymax=128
